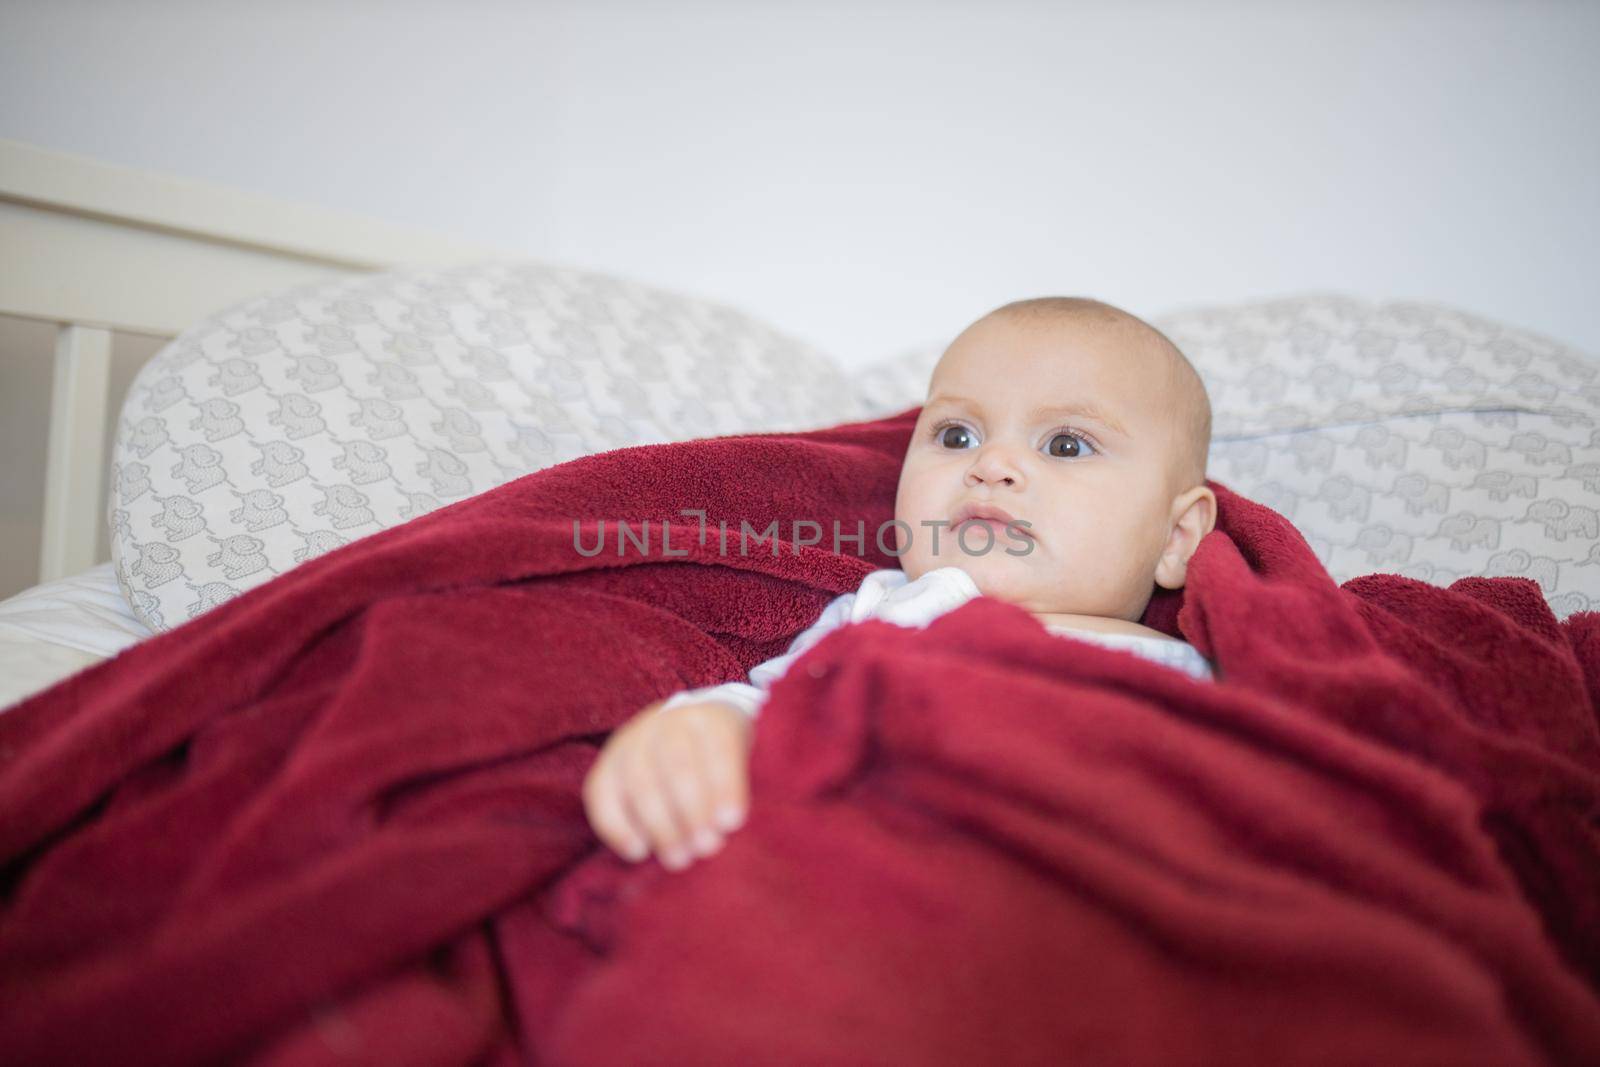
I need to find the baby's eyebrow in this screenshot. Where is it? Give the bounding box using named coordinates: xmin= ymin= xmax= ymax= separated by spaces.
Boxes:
xmin=926 ymin=394 xmax=1130 ymax=438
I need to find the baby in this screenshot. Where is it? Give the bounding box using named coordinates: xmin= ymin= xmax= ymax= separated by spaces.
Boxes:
xmin=582 ymin=296 xmax=1217 ymax=871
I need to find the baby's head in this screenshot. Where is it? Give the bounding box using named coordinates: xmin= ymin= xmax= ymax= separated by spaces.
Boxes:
xmin=894 ymin=296 xmax=1216 ymax=624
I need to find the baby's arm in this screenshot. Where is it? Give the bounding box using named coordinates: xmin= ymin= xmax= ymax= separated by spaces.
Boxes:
xmin=582 ymin=587 xmax=858 ymax=870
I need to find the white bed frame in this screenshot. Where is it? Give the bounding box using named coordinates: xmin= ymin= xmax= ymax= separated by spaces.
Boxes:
xmin=0 ymin=137 xmax=507 ymax=586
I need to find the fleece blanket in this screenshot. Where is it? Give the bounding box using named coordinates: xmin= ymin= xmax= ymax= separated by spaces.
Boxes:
xmin=1 ymin=406 xmax=1598 ymax=1066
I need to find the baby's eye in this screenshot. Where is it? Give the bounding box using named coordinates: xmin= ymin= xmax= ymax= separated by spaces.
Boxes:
xmin=1045 ymin=431 xmax=1096 ymax=458
xmin=935 ymin=424 xmax=976 ymax=450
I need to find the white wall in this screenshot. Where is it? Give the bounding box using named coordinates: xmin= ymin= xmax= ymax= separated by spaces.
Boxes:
xmin=2 ymin=0 xmax=1596 ymax=368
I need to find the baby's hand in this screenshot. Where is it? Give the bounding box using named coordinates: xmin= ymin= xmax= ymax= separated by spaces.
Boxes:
xmin=583 ymin=699 xmax=753 ymax=870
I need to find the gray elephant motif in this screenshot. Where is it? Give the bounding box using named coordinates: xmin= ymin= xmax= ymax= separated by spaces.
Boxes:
xmin=478 ymin=309 xmax=531 ymax=346
xmin=1488 ymin=338 xmax=1534 ymax=369
xmin=328 ymin=298 xmax=379 ymax=325
xmin=170 ymin=443 xmax=229 ymax=493
xmin=208 ymin=357 xmax=264 ymax=398
xmin=386 ymin=330 xmax=438 ymax=367
xmin=190 ymin=397 xmax=245 ymax=442
xmin=206 ymin=533 xmax=272 ymax=579
xmin=633 ymin=310 xmax=685 ymax=345
xmin=368 ymin=362 xmax=422 ymax=401
xmin=350 ymin=396 xmax=408 ymax=440
xmin=1471 ymin=409 xmax=1517 ymax=429
xmin=1251 ymin=481 xmax=1301 ymax=519
xmin=1469 ymin=470 xmax=1538 ymax=502
xmin=1319 ymin=475 xmax=1372 ymax=523
xmin=1355 ymin=425 xmax=1408 ymax=470
xmin=185 ymin=580 xmax=240 ymax=619
xmin=1484 ymin=549 xmax=1560 ymax=594
xmin=230 ymin=488 xmax=290 ymax=532
xmin=416 ymin=448 xmax=472 ymax=497
xmin=268 ymin=393 xmax=327 ymax=439
xmin=400 ymin=302 xmax=454 ymax=336
xmin=610 ymin=377 xmax=653 ymax=417
xmin=250 ymin=440 xmax=310 ymax=488
xmin=1565 ymin=462 xmax=1600 ymax=493
xmin=1418 ymin=328 xmax=1463 ymax=363
xmin=523 ymin=392 xmax=576 ymax=431
xmin=235 ymin=326 xmax=281 ymax=357
xmin=1374 ymin=362 xmax=1421 ymax=395
xmin=463 ymin=345 xmax=513 ymax=382
xmin=304 ymin=323 xmax=359 ymax=356
xmin=1390 ymin=472 xmax=1450 ymax=516
xmin=1508 ymin=432 xmax=1571 ymax=467
xmin=127 ymin=416 xmax=171 ymax=459
xmin=143 ymin=376 xmax=189 ymax=413
xmin=565 ymin=291 xmax=613 ymax=323
xmin=1242 ymin=363 xmax=1287 ymax=404
xmin=1306 ymin=362 xmax=1353 ymax=399
xmin=131 ymin=541 xmax=184 ymax=587
xmin=151 ymin=494 xmax=208 ymax=541
xmin=288 ymin=353 xmax=343 ymax=393
xmin=1354 ymin=524 xmax=1413 ymax=567
xmin=1506 ymin=372 xmax=1559 ymax=403
xmin=1394 ymin=560 xmax=1461 ymax=587
xmin=310 ymin=483 xmax=377 ymax=529
xmin=432 ymin=407 xmax=487 ymax=453
xmin=447 ymin=376 xmax=500 ymax=412
xmin=1548 ymin=591 xmax=1596 ymax=616
xmin=1522 ymin=499 xmax=1599 ymax=541
xmin=1426 ymin=427 xmax=1485 ymax=471
xmin=1435 ymin=512 xmax=1501 ymax=552
xmin=399 ymin=492 xmax=441 ymax=520
xmin=1219 ymin=329 xmax=1266 ymax=365
xmin=292 ymin=527 xmax=349 ymax=563
xmin=1330 ymin=400 xmax=1379 ymax=424
xmin=1287 ymin=322 xmax=1331 ymax=359
xmin=619 ymin=341 xmax=669 ymax=383
xmin=131 ymin=589 xmax=165 ymax=629
xmin=1352 ymin=329 xmax=1397 ymax=363
xmin=1439 ymin=365 xmax=1486 ymax=395
xmin=510 ymin=423 xmax=554 ymax=468
xmin=332 ymin=439 xmax=394 ymax=484
xmin=162 ymin=341 xmax=208 ymax=370
xmin=116 ymin=461 xmax=152 ymax=503
xmin=1288 ymin=434 xmax=1336 ymax=474
xmin=553 ymin=319 xmax=603 ymax=360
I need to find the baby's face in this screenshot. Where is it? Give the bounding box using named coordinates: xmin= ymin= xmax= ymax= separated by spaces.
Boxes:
xmin=894 ymin=311 xmax=1203 ymax=622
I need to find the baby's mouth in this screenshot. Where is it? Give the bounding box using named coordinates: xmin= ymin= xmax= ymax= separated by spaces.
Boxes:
xmin=949 ymin=502 xmax=1035 ymax=542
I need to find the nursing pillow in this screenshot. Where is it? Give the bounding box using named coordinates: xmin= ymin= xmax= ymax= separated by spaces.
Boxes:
xmin=109 ymin=262 xmax=866 ymax=631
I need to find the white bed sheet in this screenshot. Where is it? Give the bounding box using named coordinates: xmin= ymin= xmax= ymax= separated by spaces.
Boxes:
xmin=0 ymin=561 xmax=154 ymax=711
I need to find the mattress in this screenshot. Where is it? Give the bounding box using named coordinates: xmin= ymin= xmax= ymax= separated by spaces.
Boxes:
xmin=0 ymin=562 xmax=154 ymax=711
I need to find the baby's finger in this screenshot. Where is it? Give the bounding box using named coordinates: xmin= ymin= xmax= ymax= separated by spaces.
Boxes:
xmin=653 ymin=722 xmax=723 ymax=860
xmin=622 ymin=737 xmax=693 ymax=867
xmin=695 ymin=714 xmax=750 ymax=834
xmin=582 ymin=758 xmax=649 ymax=862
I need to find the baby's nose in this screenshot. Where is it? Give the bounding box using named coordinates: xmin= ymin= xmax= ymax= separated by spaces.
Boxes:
xmin=965 ymin=448 xmax=1023 ymax=487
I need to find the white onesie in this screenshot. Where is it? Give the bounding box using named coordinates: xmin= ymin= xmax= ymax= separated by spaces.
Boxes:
xmin=658 ymin=566 xmax=1214 ymax=720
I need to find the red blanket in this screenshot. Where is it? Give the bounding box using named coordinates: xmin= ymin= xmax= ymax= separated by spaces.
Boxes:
xmin=2 ymin=407 xmax=1598 ymax=1066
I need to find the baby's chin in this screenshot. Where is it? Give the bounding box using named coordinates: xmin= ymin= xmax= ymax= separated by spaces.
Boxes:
xmin=904 ymin=547 xmax=1036 ymax=603
xmin=958 ymin=555 xmax=1033 ymax=600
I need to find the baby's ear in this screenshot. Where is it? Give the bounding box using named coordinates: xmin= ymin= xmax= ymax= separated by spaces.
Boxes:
xmin=1154 ymin=485 xmax=1218 ymax=590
